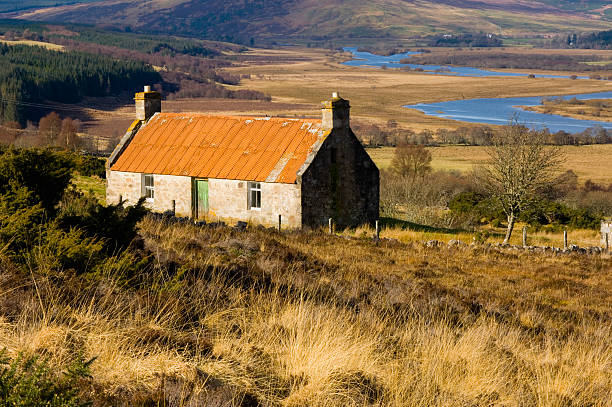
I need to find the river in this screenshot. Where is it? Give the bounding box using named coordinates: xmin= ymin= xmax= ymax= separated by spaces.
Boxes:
xmin=343 ymin=47 xmax=612 ymax=133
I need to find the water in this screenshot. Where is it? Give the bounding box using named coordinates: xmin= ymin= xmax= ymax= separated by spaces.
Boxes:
xmin=405 ymin=92 xmax=612 ymax=133
xmin=343 ymin=47 xmax=612 ymax=133
xmin=342 ymin=47 xmax=587 ymax=79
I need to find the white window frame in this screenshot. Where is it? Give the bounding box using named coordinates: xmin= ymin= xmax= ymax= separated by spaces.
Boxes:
xmin=248 ymin=181 xmax=261 ymax=210
xmin=142 ymin=174 xmax=155 ymax=201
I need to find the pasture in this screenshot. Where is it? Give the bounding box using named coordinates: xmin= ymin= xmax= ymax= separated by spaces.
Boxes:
xmin=368 ymin=144 xmax=612 ymax=185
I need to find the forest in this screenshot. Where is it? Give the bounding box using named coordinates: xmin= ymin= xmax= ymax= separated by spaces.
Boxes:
xmin=0 ymin=20 xmax=270 ymax=118
xmin=0 ymin=44 xmax=161 ymax=124
xmin=551 ymin=29 xmax=612 ymax=49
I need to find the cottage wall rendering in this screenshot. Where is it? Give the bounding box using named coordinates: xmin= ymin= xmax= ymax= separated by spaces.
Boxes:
xmin=106 ymin=88 xmax=379 ymax=229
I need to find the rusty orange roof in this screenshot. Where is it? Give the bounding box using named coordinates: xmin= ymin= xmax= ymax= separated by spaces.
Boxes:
xmin=110 ymin=113 xmax=329 ymax=183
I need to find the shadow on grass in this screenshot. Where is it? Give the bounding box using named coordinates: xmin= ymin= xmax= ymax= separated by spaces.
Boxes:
xmin=379 ymin=217 xmax=464 ymax=234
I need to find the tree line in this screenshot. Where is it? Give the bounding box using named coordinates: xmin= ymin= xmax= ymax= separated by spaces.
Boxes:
xmin=406 ymin=51 xmax=612 ymax=72
xmin=550 ymin=29 xmax=612 ymax=49
xmin=353 ymin=120 xmax=612 ymax=147
xmin=426 ymin=33 xmax=502 ymax=47
xmin=0 ymin=44 xmax=161 ymax=125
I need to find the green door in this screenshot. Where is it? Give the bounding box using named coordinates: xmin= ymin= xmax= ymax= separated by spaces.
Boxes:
xmin=195 ymin=179 xmax=209 ymax=219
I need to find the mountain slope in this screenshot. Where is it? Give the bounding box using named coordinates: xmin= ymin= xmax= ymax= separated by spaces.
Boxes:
xmin=8 ymin=0 xmax=612 ymax=43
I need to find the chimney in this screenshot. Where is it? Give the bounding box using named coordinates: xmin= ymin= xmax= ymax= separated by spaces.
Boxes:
xmin=321 ymin=92 xmax=350 ymax=130
xmin=135 ymin=85 xmax=161 ymax=121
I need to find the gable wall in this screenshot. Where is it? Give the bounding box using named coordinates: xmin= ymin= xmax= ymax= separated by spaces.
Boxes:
xmin=300 ymin=127 xmax=379 ymax=228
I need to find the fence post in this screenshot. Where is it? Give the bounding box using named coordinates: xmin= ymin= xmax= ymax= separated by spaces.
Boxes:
xmin=563 ymin=230 xmax=568 ymax=251
xmin=329 ymin=218 xmax=333 ymax=235
xmin=375 ymin=220 xmax=380 ymax=240
xmin=171 ymin=200 xmax=176 ymax=215
xmin=522 ymin=226 xmax=527 ymax=247
xmin=278 ymin=214 xmax=282 ymax=232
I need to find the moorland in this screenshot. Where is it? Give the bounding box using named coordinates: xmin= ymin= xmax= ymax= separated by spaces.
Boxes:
xmin=0 ymin=147 xmax=610 ymax=405
xmin=0 ymin=10 xmax=611 ymax=406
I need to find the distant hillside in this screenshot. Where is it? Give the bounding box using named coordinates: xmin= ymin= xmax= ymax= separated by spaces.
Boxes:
xmin=7 ymin=0 xmax=612 ymax=45
xmin=0 ymin=1 xmax=100 ymax=12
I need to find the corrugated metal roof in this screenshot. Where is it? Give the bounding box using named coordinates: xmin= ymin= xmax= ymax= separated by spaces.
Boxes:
xmin=110 ymin=113 xmax=329 ymax=184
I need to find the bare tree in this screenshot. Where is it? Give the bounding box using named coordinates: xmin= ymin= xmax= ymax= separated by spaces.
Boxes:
xmin=38 ymin=112 xmax=62 ymax=146
xmin=480 ymin=122 xmax=563 ymax=244
xmin=391 ymin=143 xmax=432 ymax=178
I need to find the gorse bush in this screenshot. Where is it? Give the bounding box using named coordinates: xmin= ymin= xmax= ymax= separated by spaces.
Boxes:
xmin=449 ymin=191 xmax=602 ymax=230
xmin=73 ymin=155 xmax=106 ymax=179
xmin=0 ymin=350 xmax=93 ymax=407
xmin=0 ymin=147 xmax=74 ymax=213
xmin=0 ymin=147 xmax=149 ymax=277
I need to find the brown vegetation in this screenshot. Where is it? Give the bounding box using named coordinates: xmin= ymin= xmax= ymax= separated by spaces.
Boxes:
xmin=1 ymin=216 xmax=610 ymax=405
xmin=524 ymin=97 xmax=612 ymax=122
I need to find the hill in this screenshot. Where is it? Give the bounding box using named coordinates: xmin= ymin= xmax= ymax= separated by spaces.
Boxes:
xmin=0 ymin=146 xmax=609 ymax=405
xmin=7 ymin=0 xmax=612 ymax=45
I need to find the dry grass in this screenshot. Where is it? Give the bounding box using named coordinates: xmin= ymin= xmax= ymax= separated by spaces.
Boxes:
xmin=523 ymin=99 xmax=612 ymax=122
xmin=368 ymin=145 xmax=612 ymax=184
xmin=0 ymin=38 xmax=64 ymax=50
xmin=1 ymin=217 xmax=610 ymax=405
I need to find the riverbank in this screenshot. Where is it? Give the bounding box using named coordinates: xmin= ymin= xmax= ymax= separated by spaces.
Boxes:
xmin=521 ymin=98 xmax=612 ymax=123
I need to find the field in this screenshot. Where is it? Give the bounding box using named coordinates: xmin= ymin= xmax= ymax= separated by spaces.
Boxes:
xmin=368 ymin=144 xmax=612 ymax=184
xmin=0 ymin=38 xmax=63 ymax=50
xmin=1 ymin=216 xmax=610 ymax=405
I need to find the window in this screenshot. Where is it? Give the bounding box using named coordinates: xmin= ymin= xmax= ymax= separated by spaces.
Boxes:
xmin=248 ymin=182 xmax=261 ymax=209
xmin=142 ymin=174 xmax=154 ymax=200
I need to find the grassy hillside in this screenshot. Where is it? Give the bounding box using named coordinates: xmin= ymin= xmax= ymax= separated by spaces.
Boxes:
xmin=10 ymin=0 xmax=612 ymax=44
xmin=2 ymin=215 xmax=610 ymax=405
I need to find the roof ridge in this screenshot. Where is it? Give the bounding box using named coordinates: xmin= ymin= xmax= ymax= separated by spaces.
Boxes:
xmin=110 ymin=113 xmax=329 ymax=183
xmin=156 ymin=112 xmax=322 ymax=122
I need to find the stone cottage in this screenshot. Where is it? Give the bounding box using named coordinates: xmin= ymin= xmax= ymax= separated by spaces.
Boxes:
xmin=106 ymin=87 xmax=379 ymax=229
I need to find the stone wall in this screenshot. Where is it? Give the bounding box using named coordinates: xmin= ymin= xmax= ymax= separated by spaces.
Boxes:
xmin=300 ymin=128 xmax=379 ymax=228
xmin=106 ymin=171 xmax=192 ymax=217
xmin=106 ymin=170 xmax=140 ymax=205
xmin=208 ymin=179 xmax=301 ymax=228
xmin=107 ymin=171 xmax=302 ymax=228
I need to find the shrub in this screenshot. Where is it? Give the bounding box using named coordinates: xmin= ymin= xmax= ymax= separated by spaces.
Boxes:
xmin=0 ymin=148 xmax=74 ymax=213
xmin=57 ymin=191 xmax=148 ymax=252
xmin=74 ymin=155 xmax=106 ymax=179
xmin=0 ymin=184 xmax=45 ymax=251
xmin=0 ymin=349 xmax=93 ymax=407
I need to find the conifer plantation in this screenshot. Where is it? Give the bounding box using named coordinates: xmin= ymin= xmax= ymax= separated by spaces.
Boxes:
xmin=0 ymin=44 xmax=161 ymax=124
